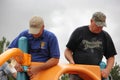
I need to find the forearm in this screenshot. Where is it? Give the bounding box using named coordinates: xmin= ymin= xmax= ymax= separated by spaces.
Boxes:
xmin=64 ymin=48 xmax=74 ymax=64
xmin=38 ymin=58 xmax=59 ymax=70
xmin=106 ymin=56 xmax=115 ymax=72
xmin=101 ymin=56 xmax=115 ymax=78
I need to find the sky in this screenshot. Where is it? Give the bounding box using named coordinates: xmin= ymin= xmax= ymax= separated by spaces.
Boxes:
xmin=0 ymin=0 xmax=120 ymax=65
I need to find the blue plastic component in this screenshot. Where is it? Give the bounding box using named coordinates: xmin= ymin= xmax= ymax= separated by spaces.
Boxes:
xmin=17 ymin=36 xmax=29 ymax=80
xmin=99 ymin=61 xmax=110 ymax=80
xmin=99 ymin=61 xmax=106 ymax=69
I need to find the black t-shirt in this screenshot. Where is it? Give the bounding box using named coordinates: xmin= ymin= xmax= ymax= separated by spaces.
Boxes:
xmin=66 ymin=26 xmax=117 ymax=65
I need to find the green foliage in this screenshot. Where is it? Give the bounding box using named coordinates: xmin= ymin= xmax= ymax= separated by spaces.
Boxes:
xmin=8 ymin=76 xmax=16 ymax=80
xmin=111 ymin=63 xmax=120 ymax=80
xmin=60 ymin=74 xmax=69 ymax=80
xmin=0 ymin=37 xmax=10 ymax=54
xmin=0 ymin=37 xmax=15 ymax=80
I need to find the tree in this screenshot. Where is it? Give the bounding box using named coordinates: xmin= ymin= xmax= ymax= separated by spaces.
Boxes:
xmin=59 ymin=74 xmax=69 ymax=80
xmin=0 ymin=37 xmax=9 ymax=54
xmin=111 ymin=63 xmax=120 ymax=80
xmin=0 ymin=37 xmax=15 ymax=80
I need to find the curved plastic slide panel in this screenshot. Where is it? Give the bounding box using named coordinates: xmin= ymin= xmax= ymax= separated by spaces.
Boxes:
xmin=30 ymin=62 xmax=101 ymax=80
xmin=0 ymin=48 xmax=31 ymax=66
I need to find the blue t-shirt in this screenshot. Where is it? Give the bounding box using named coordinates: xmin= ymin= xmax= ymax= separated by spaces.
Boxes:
xmin=8 ymin=29 xmax=60 ymax=62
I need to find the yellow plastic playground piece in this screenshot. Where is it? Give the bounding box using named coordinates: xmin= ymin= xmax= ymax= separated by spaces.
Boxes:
xmin=0 ymin=48 xmax=101 ymax=80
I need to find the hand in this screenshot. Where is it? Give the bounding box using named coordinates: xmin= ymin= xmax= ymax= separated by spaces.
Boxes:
xmin=69 ymin=60 xmax=75 ymax=64
xmin=12 ymin=72 xmax=17 ymax=78
xmin=14 ymin=63 xmax=23 ymax=72
xmin=101 ymin=69 xmax=110 ymax=78
xmin=27 ymin=66 xmax=41 ymax=79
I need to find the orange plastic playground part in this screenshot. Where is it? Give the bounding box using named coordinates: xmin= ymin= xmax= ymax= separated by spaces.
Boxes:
xmin=0 ymin=48 xmax=101 ymax=80
xmin=30 ymin=62 xmax=101 ymax=80
xmin=0 ymin=48 xmax=31 ymax=66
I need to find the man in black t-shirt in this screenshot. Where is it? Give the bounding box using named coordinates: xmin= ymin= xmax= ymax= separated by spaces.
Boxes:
xmin=64 ymin=12 xmax=117 ymax=80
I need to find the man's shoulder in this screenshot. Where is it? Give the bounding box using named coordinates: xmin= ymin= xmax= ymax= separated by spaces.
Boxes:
xmin=19 ymin=29 xmax=31 ymax=37
xmin=102 ymin=30 xmax=110 ymax=37
xmin=20 ymin=29 xmax=29 ymax=34
xmin=74 ymin=25 xmax=88 ymax=33
xmin=44 ymin=30 xmax=56 ymax=37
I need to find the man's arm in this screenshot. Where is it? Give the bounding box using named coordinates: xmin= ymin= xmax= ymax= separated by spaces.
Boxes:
xmin=64 ymin=48 xmax=75 ymax=64
xmin=101 ymin=56 xmax=115 ymax=78
xmin=27 ymin=58 xmax=59 ymax=77
xmin=36 ymin=57 xmax=59 ymax=70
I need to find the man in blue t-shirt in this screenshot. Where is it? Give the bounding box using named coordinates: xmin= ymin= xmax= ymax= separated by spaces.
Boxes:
xmin=8 ymin=16 xmax=60 ymax=78
xmin=64 ymin=12 xmax=117 ymax=80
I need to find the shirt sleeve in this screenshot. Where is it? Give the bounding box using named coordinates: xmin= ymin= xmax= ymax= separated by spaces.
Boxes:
xmin=8 ymin=37 xmax=19 ymax=48
xmin=48 ymin=34 xmax=60 ymax=58
xmin=8 ymin=30 xmax=28 ymax=48
xmin=104 ymin=31 xmax=117 ymax=59
xmin=66 ymin=28 xmax=82 ymax=52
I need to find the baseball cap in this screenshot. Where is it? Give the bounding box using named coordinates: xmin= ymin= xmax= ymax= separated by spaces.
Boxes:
xmin=29 ymin=16 xmax=44 ymax=34
xmin=92 ymin=12 xmax=107 ymax=27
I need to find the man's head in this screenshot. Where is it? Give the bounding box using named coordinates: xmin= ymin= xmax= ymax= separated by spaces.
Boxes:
xmin=92 ymin=12 xmax=106 ymax=27
xmin=29 ymin=16 xmax=44 ymax=34
xmin=89 ymin=12 xmax=107 ymax=34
